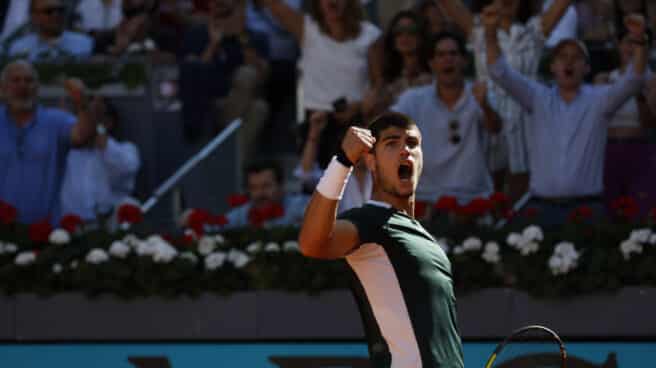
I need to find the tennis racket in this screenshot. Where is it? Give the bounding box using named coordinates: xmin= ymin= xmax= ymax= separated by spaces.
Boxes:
xmin=484 ymin=325 xmax=567 ymax=368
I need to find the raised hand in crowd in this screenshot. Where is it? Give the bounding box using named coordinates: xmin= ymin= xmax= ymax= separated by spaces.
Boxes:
xmin=472 ymin=79 xmax=502 ymax=133
xmin=472 ymin=80 xmax=488 ymax=107
xmin=109 ymin=14 xmax=149 ymax=56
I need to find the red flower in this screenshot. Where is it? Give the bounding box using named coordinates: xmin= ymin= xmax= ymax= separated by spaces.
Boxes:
xmin=209 ymin=214 xmax=228 ymax=226
xmin=60 ymin=214 xmax=83 ymax=233
xmin=415 ymin=201 xmax=427 ymax=218
xmin=567 ymin=206 xmax=593 ymax=223
xmin=0 ymin=200 xmax=18 ymax=225
xmin=29 ymin=220 xmax=53 ymax=244
xmin=117 ymin=204 xmax=143 ymax=224
xmin=457 ymin=197 xmax=494 ymax=217
xmin=522 ymin=207 xmax=539 ymax=218
xmin=503 ymin=209 xmax=515 ymax=219
xmin=649 ymin=208 xmax=656 ymax=221
xmin=489 ymin=192 xmax=509 ymax=206
xmin=611 ymin=196 xmax=639 ymax=220
xmin=434 ymin=196 xmax=459 ymax=212
xmin=227 ymin=194 xmax=249 ymax=208
xmin=186 ymin=209 xmax=211 ymax=235
xmin=248 ymin=203 xmax=285 ymax=227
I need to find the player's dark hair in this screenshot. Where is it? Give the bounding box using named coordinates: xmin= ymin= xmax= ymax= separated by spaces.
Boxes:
xmin=368 ymin=111 xmax=417 ymax=142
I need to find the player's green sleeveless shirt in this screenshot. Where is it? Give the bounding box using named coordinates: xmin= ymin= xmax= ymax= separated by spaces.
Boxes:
xmin=338 ymin=200 xmax=464 ymax=368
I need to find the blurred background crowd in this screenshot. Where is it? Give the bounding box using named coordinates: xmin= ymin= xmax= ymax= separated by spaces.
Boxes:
xmin=1 ymin=0 xmax=656 ymax=232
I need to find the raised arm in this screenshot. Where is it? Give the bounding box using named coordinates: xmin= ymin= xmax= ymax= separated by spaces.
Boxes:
xmin=437 ymin=0 xmax=474 ymax=38
xmin=541 ymin=0 xmax=574 ymax=37
xmin=259 ymin=0 xmax=304 ymax=43
xmin=298 ymin=127 xmax=374 ymax=259
xmin=472 ymin=81 xmax=502 ymax=133
xmin=484 ymin=4 xmax=537 ymax=112
xmin=602 ymin=15 xmax=649 ymax=116
xmin=64 ymin=79 xmax=95 ymax=147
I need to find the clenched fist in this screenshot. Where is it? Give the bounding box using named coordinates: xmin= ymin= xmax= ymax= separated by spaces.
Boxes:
xmin=341 ymin=126 xmax=376 ymax=165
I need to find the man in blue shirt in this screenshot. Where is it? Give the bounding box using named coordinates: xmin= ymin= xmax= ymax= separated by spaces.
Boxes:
xmin=0 ymin=60 xmax=96 ymax=224
xmin=7 ymin=0 xmax=94 ymax=61
xmin=223 ymin=160 xmax=308 ymax=229
xmin=392 ymin=31 xmax=502 ymax=207
xmin=484 ymin=4 xmax=648 ymax=227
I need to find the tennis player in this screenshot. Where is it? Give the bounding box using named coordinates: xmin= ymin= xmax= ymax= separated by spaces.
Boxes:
xmin=298 ymin=111 xmax=464 ymax=368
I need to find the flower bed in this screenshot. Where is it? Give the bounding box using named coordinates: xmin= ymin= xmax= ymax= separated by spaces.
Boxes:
xmin=1 ymin=197 xmax=655 ymax=299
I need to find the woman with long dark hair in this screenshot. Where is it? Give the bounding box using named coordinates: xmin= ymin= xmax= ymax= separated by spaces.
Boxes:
xmin=365 ymin=10 xmax=433 ymax=116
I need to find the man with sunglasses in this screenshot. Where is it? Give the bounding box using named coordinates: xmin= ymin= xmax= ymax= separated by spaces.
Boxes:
xmin=484 ymin=4 xmax=648 ymax=227
xmin=391 ymin=31 xmax=502 ymax=208
xmin=7 ymin=0 xmax=93 ymax=61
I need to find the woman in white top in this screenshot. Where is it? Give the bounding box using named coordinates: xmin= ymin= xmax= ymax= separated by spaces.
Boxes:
xmin=439 ymin=0 xmax=573 ymax=203
xmin=259 ymin=0 xmax=381 ymax=169
xmin=595 ymin=26 xmax=656 ymax=219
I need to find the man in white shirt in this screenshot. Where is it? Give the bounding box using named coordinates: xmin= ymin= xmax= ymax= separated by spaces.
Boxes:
xmin=60 ymin=97 xmax=140 ymax=221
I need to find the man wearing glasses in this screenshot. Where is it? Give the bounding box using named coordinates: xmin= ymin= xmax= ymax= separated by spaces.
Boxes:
xmin=7 ymin=0 xmax=93 ymax=61
xmin=391 ymin=31 xmax=502 ymax=208
xmin=484 ymin=4 xmax=648 ymax=227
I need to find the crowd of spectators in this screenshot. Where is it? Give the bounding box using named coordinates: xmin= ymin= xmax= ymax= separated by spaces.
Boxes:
xmin=1 ymin=0 xmax=656 ymax=231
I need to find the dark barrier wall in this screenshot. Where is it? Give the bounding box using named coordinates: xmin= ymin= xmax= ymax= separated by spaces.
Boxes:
xmin=1 ymin=288 xmax=655 ymax=341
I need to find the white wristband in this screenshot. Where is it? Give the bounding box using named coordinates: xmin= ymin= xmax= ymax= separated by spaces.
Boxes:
xmin=316 ymin=156 xmax=353 ymax=200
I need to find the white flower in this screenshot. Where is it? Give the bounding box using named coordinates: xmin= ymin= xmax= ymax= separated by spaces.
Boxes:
xmin=70 ymin=260 xmax=79 ymax=269
xmin=522 ymin=225 xmax=544 ymax=242
xmin=548 ymin=242 xmax=580 ymax=275
xmin=462 ymin=237 xmax=482 ymax=252
xmin=109 ymin=241 xmax=131 ymax=258
xmin=519 ymin=241 xmax=540 ymax=256
xmin=481 ymin=242 xmax=500 ymax=264
xmin=650 ymin=234 xmax=656 ymax=245
xmin=482 ymin=251 xmax=500 ymax=264
xmin=48 ymin=228 xmax=71 ymax=245
xmin=453 ymin=245 xmax=465 ymax=255
xmin=86 ymin=248 xmax=109 ymax=264
xmin=15 ymin=251 xmax=36 ymax=266
xmin=554 ymin=242 xmax=579 ymax=259
xmin=629 ymin=229 xmax=652 ymax=244
xmin=52 ymin=263 xmax=63 ymax=274
xmin=228 ymin=249 xmax=252 ymax=268
xmin=197 ymin=236 xmax=217 ymax=256
xmin=179 ymin=251 xmax=199 ymax=264
xmin=620 ymin=240 xmax=643 ymax=260
xmin=136 ymin=241 xmax=156 ymax=256
xmin=264 ymin=242 xmax=280 ymax=252
xmin=205 ymin=252 xmax=227 ymax=270
xmin=214 ymin=234 xmax=226 ymax=245
xmin=123 ymin=234 xmax=141 ymax=248
xmin=283 ymin=240 xmax=300 ymax=252
xmin=152 ymin=242 xmax=178 ymax=263
xmin=506 ymin=233 xmax=522 ymax=246
xmin=246 ymin=241 xmax=262 ymax=254
xmin=4 ymin=243 xmax=18 ymax=254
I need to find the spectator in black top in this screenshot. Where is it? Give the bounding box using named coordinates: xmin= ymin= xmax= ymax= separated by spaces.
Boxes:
xmin=179 ymin=0 xmax=270 ymax=155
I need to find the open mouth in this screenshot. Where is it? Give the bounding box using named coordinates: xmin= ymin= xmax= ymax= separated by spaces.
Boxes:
xmin=443 ymin=66 xmax=456 ymax=75
xmin=398 ymin=162 xmax=413 ymax=181
xmin=564 ymin=67 xmax=574 ymax=77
